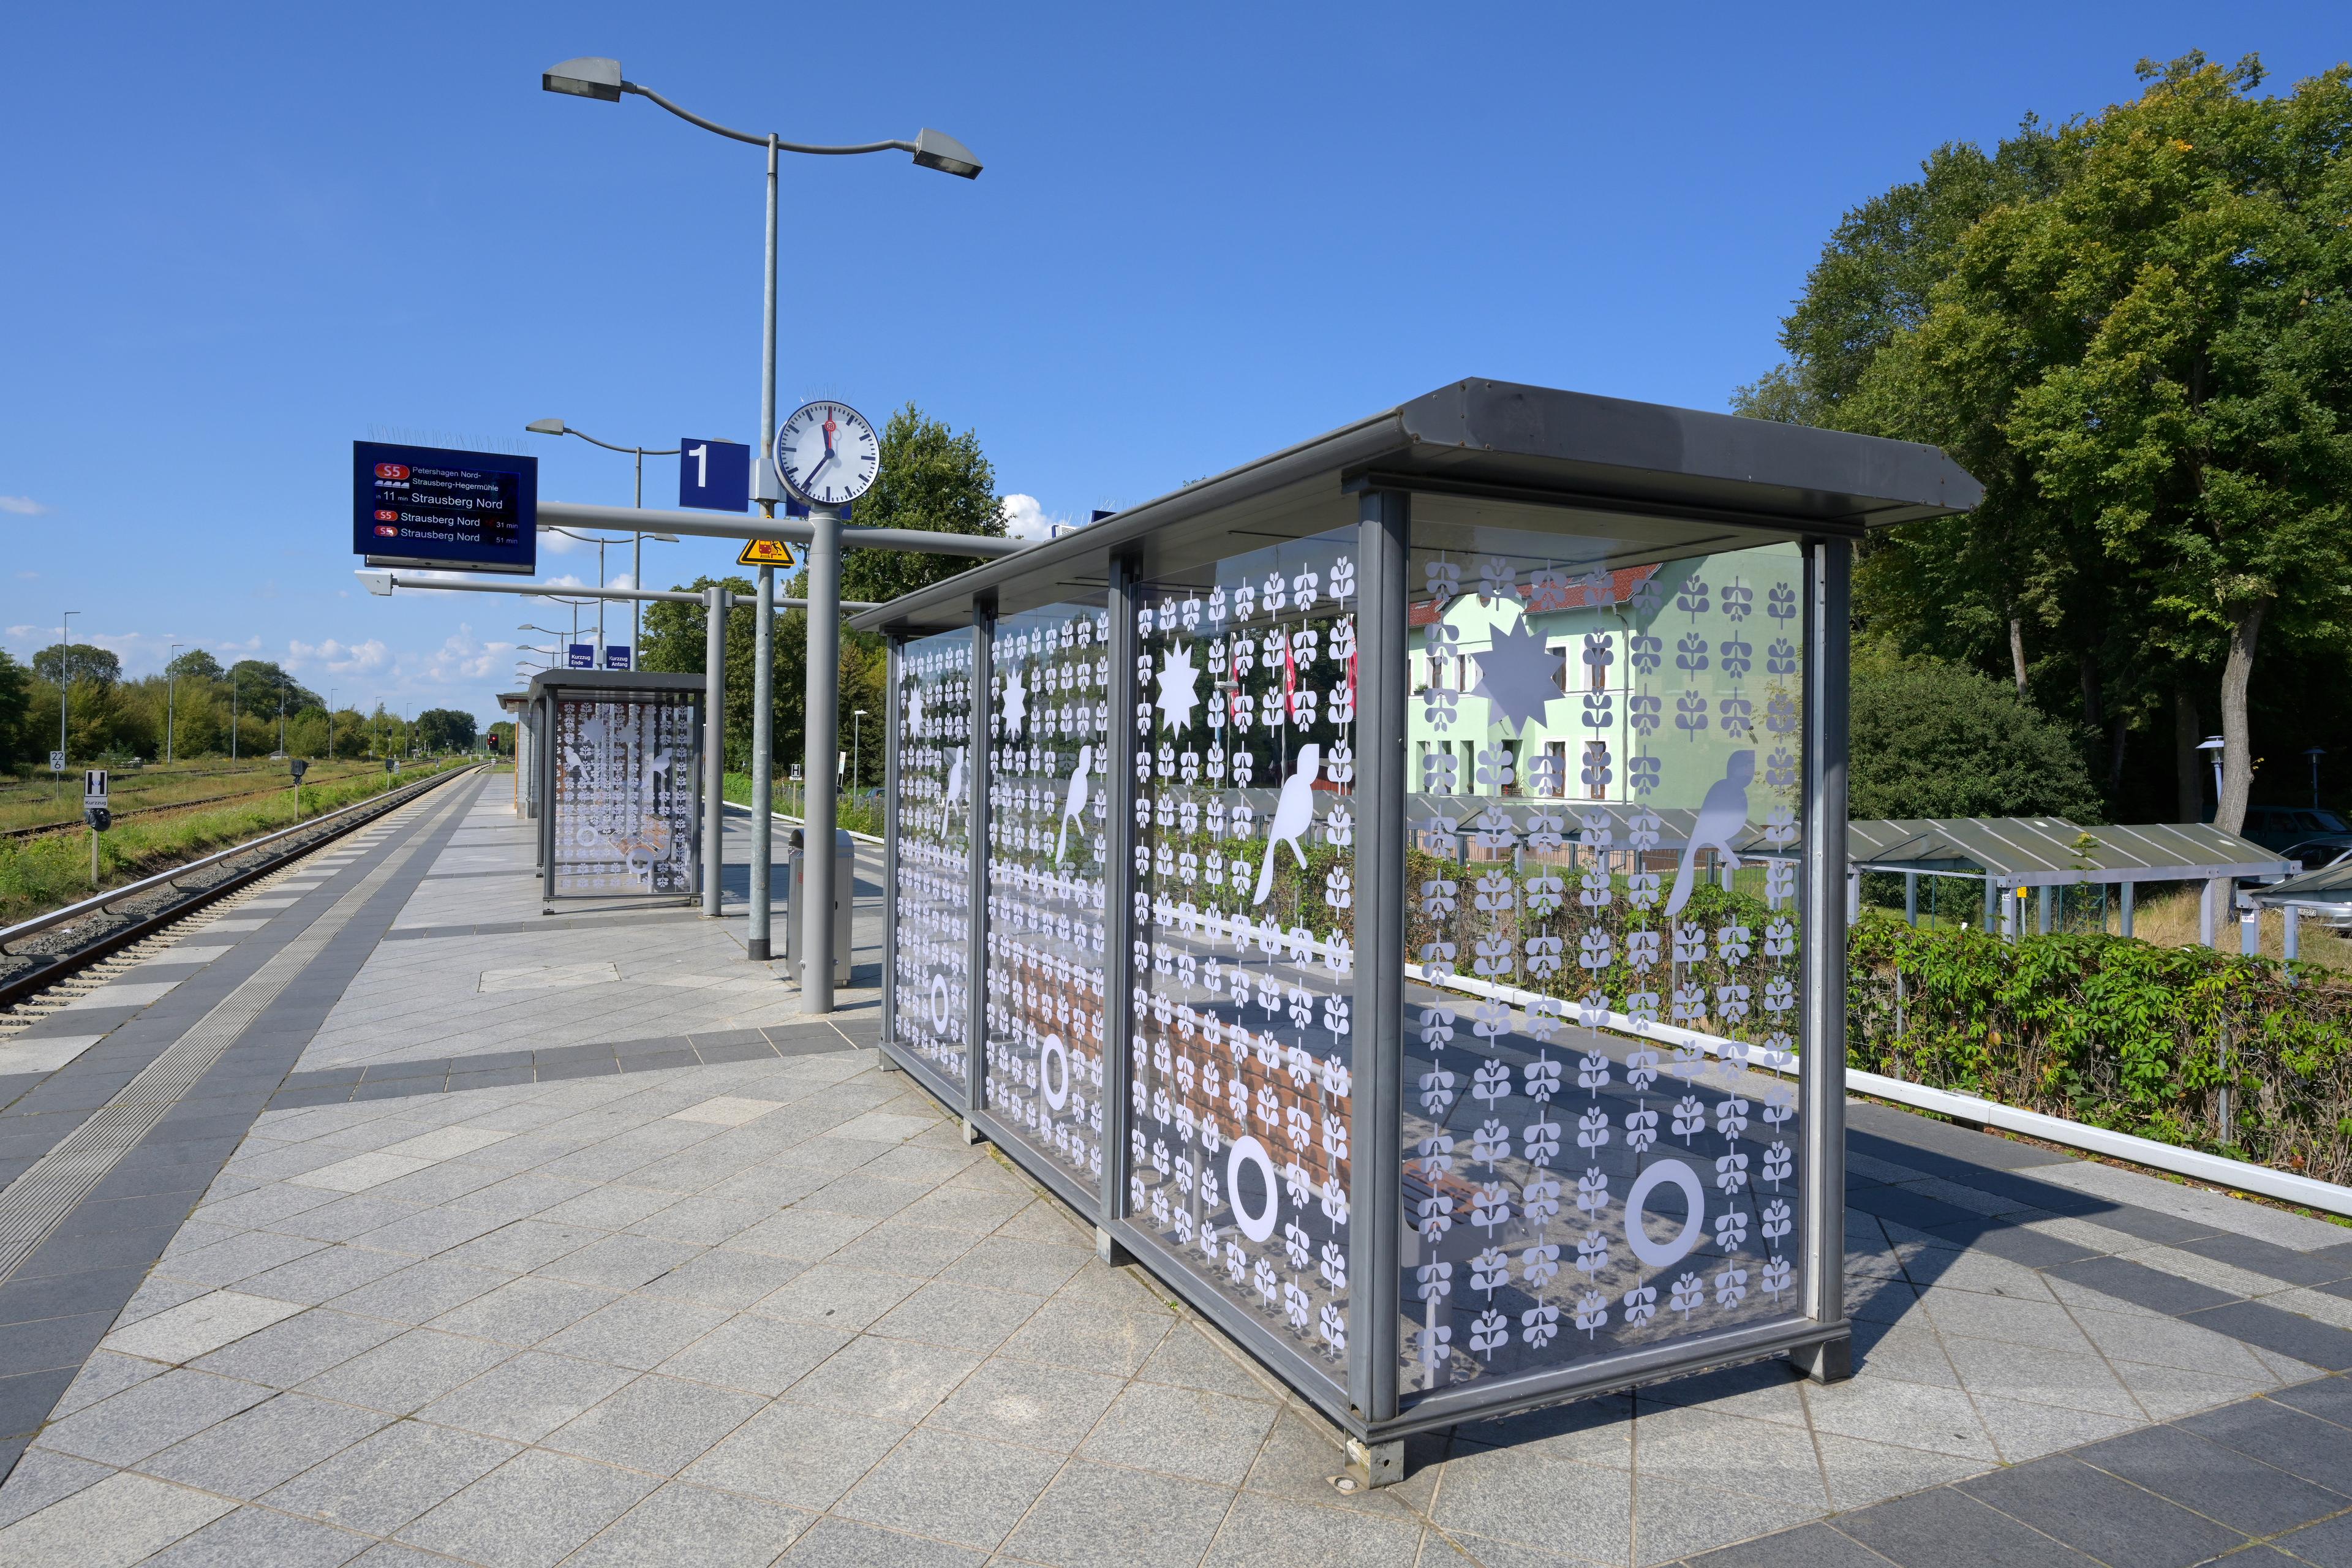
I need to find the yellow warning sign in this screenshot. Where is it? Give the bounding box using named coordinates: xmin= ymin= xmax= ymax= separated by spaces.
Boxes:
xmin=736 ymin=538 xmax=797 ymax=568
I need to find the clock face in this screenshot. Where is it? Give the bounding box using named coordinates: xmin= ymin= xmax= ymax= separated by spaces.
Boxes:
xmin=773 ymin=401 xmax=880 ymax=508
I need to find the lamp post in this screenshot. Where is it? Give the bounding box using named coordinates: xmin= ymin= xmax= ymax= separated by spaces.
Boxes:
xmin=55 ymin=611 xmax=77 ymax=788
xmin=543 ymin=53 xmax=979 ymax=996
xmin=526 ymin=422 xmax=681 ymax=661
xmin=2307 ymin=747 xmax=2327 ymax=810
xmin=852 ymin=707 xmax=866 ymax=808
xmin=166 ymin=643 xmax=184 ymax=765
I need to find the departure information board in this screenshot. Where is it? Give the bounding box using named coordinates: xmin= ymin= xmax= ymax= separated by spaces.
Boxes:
xmin=353 ymin=440 xmax=537 ymax=575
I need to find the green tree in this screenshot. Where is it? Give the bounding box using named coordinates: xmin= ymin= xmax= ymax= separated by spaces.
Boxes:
xmin=1850 ymin=650 xmax=2104 ymax=821
xmin=0 ymin=650 xmax=29 ymax=766
xmin=166 ymin=649 xmax=224 ymax=682
xmin=838 ymin=402 xmax=1006 ymax=604
xmin=33 ymin=643 xmax=122 ymax=686
xmin=228 ymin=660 xmax=322 ymax=720
xmin=413 ymin=708 xmax=478 ymax=752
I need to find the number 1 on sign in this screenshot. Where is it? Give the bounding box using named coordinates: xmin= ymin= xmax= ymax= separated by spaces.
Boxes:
xmin=688 ymin=444 xmax=707 ymax=488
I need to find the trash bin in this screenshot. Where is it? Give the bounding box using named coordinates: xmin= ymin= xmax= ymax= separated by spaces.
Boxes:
xmin=784 ymin=828 xmax=855 ymax=986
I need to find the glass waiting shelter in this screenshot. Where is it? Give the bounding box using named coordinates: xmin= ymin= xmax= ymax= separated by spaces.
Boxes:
xmin=525 ymin=669 xmax=705 ymax=906
xmin=853 ymin=380 xmax=1981 ymax=1471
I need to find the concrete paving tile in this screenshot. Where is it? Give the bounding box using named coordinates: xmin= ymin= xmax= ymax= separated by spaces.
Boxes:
xmin=799 ymin=1174 xmax=932 ymax=1221
xmin=834 ymin=1427 xmax=1061 ymax=1550
xmin=1681 ymin=1520 xmax=1908 ymax=1567
xmin=415 ymin=1351 xmax=635 ymax=1444
xmin=638 ymin=1246 xmax=804 ymax=1310
xmin=999 ymin=1298 xmax=1174 ymax=1379
xmin=542 ymin=1371 xmax=764 ymax=1474
xmin=786 ymin=1335 xmax=982 ymax=1422
xmin=426 ymin=1276 xmax=618 ymax=1347
xmin=669 ymin=1096 xmax=786 ymax=1127
xmin=1835 ymin=1484 xmax=2101 ymax=1567
xmin=442 ymin=1218 xmax=603 ymax=1273
xmin=235 ymin=1244 xmax=415 ymax=1306
xmin=869 ymin=1280 xmax=1043 ymax=1354
xmin=533 ymin=1185 xmax=678 ymax=1231
xmin=943 ymin=1235 xmax=1089 ymax=1299
xmin=298 ymin=1327 xmax=512 ymax=1414
xmin=1631 ymin=1472 xmax=1831 ymax=1566
xmin=1633 ymin=1360 xmax=1810 ymax=1429
xmin=35 ymin=1368 xmax=271 ymax=1466
xmin=729 ymin=1208 xmax=880 ymax=1262
xmin=2178 ymin=1398 xmax=2352 ymax=1493
xmin=137 ymin=1503 xmax=372 ymax=1567
xmin=0 ymin=1449 xmax=111 ymax=1528
xmin=1846 ymin=1321 xmax=1962 ymax=1389
xmin=682 ymin=1399 xmax=910 ymax=1509
xmin=1967 ymin=1391 xmax=2143 ymax=1463
xmin=567 ymin=1481 xmax=812 ymax=1568
xmin=268 ymin=1194 xmax=423 ymax=1244
xmin=1800 ymin=1430 xmax=1989 ymax=1512
xmin=347 ymin=1206 xmax=508 ymax=1257
xmin=2105 ymin=1357 xmax=2276 ymax=1422
xmin=533 ymin=1232 xmax=704 ymax=1291
xmin=1959 ymin=1453 xmax=2245 ymax=1568
xmin=142 ymin=1390 xmax=391 ymax=1498
xmin=701 ymin=1163 xmax=833 ymax=1208
xmin=1429 ymin=1444 xmax=1635 ymax=1556
xmin=1137 ymin=1323 xmax=1284 ymax=1402
xmin=1000 ymin=1457 xmax=1244 ymax=1568
xmin=772 ymin=1516 xmax=981 ymax=1568
xmin=266 ymin=1420 xmax=524 ymax=1532
xmin=49 ymin=1354 xmax=165 ymax=1422
xmin=153 ymin=1229 xmax=326 ymax=1287
xmin=292 ymin=1152 xmax=434 ymax=1193
xmin=191 ymin=1308 xmax=405 ymax=1388
xmin=1077 ymin=1380 xmax=1280 ymax=1488
xmin=1795 ymin=1375 xmax=1999 ymax=1462
xmin=396 ymin=1447 xmax=657 ymax=1568
xmin=923 ymin=1355 xmax=1125 ymax=1453
xmin=540 ymin=1294 xmax=733 ymax=1371
xmin=657 ymin=1313 xmax=851 ymax=1396
xmin=750 ymin=1263 xmax=921 ymax=1330
xmin=99 ymin=1289 xmax=306 ymax=1365
xmin=447 ymin=1173 xmax=601 ymax=1224
xmin=894 ymin=1183 xmax=1030 ymax=1234
xmin=1631 ymin=1403 xmax=1831 ymax=1511
xmin=1235 ymin=1408 xmax=1429 ymax=1521
xmin=2072 ymin=1421 xmax=2349 ymax=1537
xmin=325 ymin=1258 xmax=510 ymax=1324
xmin=626 ymin=1194 xmax=775 ymax=1246
xmin=0 ymin=1470 xmax=236 ymax=1568
xmin=1942 ymin=1335 xmax=2142 ymax=1420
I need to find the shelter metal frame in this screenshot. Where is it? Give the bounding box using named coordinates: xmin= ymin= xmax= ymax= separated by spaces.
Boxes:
xmin=856 ymin=380 xmax=1980 ymax=1464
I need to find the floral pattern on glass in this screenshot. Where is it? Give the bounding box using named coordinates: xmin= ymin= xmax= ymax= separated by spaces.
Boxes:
xmin=892 ymin=630 xmax=976 ymax=1088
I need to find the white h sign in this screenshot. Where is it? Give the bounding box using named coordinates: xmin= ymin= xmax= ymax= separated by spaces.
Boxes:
xmin=83 ymin=769 xmax=108 ymax=810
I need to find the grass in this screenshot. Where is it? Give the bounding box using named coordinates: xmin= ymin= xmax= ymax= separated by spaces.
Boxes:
xmin=720 ymin=774 xmax=884 ymax=838
xmin=0 ymin=757 xmax=388 ymax=835
xmin=0 ymin=759 xmax=472 ymax=926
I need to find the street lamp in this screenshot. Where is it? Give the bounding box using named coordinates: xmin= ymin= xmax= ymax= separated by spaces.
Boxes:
xmin=527 ymin=420 xmax=683 ymax=657
xmin=166 ymin=642 xmax=184 ymax=765
xmin=543 ymin=54 xmax=980 ymax=993
xmin=2199 ymin=736 xmax=2226 ymax=811
xmin=55 ymin=610 xmax=77 ymax=785
xmin=852 ymin=708 xmax=867 ymax=800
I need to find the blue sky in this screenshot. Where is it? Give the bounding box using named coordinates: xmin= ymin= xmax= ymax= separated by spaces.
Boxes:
xmin=2 ymin=2 xmax=2342 ymax=727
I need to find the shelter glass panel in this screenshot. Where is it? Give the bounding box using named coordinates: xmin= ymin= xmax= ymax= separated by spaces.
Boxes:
xmin=549 ymin=693 xmax=697 ymax=896
xmin=982 ymin=601 xmax=1114 ymax=1191
xmin=894 ymin=628 xmax=978 ymax=1091
xmin=1398 ymin=513 xmax=1807 ymax=1403
xmin=1129 ymin=527 xmax=1360 ymax=1382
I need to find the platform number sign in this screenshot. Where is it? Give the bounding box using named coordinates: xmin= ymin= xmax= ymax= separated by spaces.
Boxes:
xmin=678 ymin=437 xmax=750 ymax=513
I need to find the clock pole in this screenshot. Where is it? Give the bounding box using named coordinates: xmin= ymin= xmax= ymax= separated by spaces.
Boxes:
xmin=801 ymin=503 xmax=843 ymax=1012
xmin=747 ymin=132 xmax=781 ymax=962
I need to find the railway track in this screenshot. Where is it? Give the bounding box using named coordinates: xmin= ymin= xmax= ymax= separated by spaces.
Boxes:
xmin=0 ymin=767 xmax=394 ymax=842
xmin=0 ymin=764 xmax=477 ymax=1017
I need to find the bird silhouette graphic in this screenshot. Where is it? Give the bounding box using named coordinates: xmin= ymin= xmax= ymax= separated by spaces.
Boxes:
xmin=1254 ymin=744 xmax=1322 ymax=905
xmin=943 ymin=744 xmax=967 ymax=836
xmin=1055 ymin=745 xmax=1093 ymax=864
xmin=1665 ymin=748 xmax=1754 ymax=917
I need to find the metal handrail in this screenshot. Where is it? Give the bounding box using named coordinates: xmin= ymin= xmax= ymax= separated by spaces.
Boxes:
xmin=0 ymin=764 xmax=475 ymax=954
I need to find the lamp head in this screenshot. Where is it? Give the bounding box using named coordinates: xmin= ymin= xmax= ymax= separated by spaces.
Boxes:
xmin=650 ymin=533 xmax=680 ymax=543
xmin=910 ymin=127 xmax=982 ymax=179
xmin=526 ymin=418 xmax=568 ymax=435
xmin=542 ymin=58 xmax=623 ymax=102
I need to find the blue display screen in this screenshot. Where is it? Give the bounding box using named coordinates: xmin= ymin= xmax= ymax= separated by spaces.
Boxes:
xmin=355 ymin=441 xmax=537 ymax=575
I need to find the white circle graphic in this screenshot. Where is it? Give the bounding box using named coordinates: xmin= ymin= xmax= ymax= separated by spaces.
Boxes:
xmin=1038 ymin=1035 xmax=1069 ymax=1112
xmin=1624 ymin=1158 xmax=1708 ymax=1269
xmin=1226 ymin=1135 xmax=1280 ymax=1243
xmin=928 ymin=974 xmax=951 ymax=1033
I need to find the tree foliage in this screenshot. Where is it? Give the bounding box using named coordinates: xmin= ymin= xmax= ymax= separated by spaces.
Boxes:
xmin=1849 ymin=650 xmax=2103 ymax=821
xmin=33 ymin=643 xmax=122 ymax=687
xmin=1742 ymin=54 xmax=2352 ymax=827
xmin=838 ymin=402 xmax=1006 ymax=605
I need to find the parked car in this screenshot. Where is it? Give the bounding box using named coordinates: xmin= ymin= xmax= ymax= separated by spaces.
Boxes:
xmin=2241 ymin=804 xmax=2352 ymax=853
xmin=2282 ymin=840 xmax=2352 ymax=873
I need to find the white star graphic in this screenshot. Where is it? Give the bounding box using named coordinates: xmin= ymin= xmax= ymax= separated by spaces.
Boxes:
xmin=1155 ymin=641 xmax=1200 ymax=733
xmin=1471 ymin=616 xmax=1561 ymax=733
xmin=1001 ymin=671 xmax=1028 ymax=737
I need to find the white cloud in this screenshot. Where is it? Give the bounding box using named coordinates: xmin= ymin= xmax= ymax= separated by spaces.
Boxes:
xmin=14 ymin=571 xmax=35 ymax=581
xmin=0 ymin=496 xmax=48 ymax=516
xmin=1001 ymin=494 xmax=1068 ymax=540
xmin=287 ymin=636 xmax=390 ymax=675
xmin=413 ymin=625 xmax=513 ymax=683
xmin=539 ymin=529 xmax=582 ymax=555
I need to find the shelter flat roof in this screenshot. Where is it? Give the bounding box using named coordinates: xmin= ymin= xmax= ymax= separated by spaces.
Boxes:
xmin=1849 ymin=817 xmax=2293 ymax=886
xmin=2250 ymin=855 xmax=2352 ymax=907
xmin=526 ymin=669 xmax=706 ymax=701
xmin=853 ymin=379 xmax=1981 ymax=638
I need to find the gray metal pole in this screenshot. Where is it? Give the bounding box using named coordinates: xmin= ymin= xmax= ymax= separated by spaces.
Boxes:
xmin=1796 ymin=538 xmax=1853 ymax=1382
xmin=801 ymin=506 xmax=843 ymax=1009
xmin=750 ymin=565 xmax=775 ymax=959
xmin=880 ymin=635 xmax=904 ymax=1052
xmin=1096 ymin=561 xmax=1138 ymax=1248
xmin=960 ymin=597 xmax=995 ymax=1126
xmin=702 ymin=584 xmax=728 ymax=917
xmin=749 ymin=131 xmax=781 ymax=965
